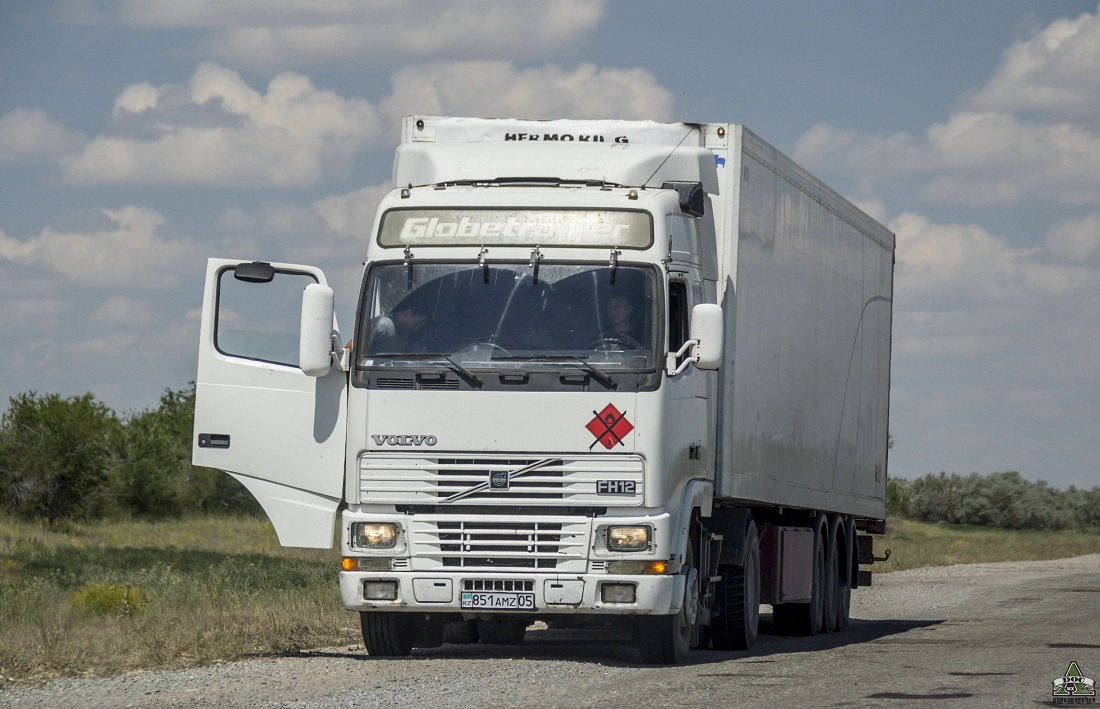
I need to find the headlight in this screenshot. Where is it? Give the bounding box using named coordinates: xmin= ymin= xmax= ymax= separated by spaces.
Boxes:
xmin=607 ymin=525 xmax=650 ymax=551
xmin=353 ymin=522 xmax=398 ymax=549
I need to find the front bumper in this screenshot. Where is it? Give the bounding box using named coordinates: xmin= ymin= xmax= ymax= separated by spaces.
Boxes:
xmin=340 ymin=570 xmax=685 ymax=616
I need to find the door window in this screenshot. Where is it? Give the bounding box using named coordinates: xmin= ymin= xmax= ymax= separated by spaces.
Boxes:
xmin=215 ymin=266 xmax=316 ymax=366
xmin=668 ymin=279 xmax=689 ymax=365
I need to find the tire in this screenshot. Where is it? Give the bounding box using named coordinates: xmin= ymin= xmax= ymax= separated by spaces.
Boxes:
xmin=476 ymin=619 xmax=528 ymax=645
xmin=443 ymin=619 xmax=480 ymax=644
xmin=711 ymin=521 xmax=760 ymax=651
xmin=836 ymin=517 xmax=853 ymax=631
xmin=824 ymin=514 xmax=841 ymax=633
xmin=360 ymin=611 xmax=420 ymax=656
xmin=635 ymin=526 xmax=699 ymax=664
xmin=773 ymin=513 xmax=826 ymax=636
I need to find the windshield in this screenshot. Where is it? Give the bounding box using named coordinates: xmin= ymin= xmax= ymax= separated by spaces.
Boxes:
xmin=356 ymin=263 xmax=658 ymax=371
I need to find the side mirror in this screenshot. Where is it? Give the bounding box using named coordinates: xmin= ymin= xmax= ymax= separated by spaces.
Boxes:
xmin=689 ymin=303 xmax=723 ymax=370
xmin=300 ymin=283 xmax=336 ymax=377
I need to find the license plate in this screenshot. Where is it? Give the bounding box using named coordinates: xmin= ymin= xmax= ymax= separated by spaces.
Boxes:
xmin=460 ymin=591 xmax=536 ymax=610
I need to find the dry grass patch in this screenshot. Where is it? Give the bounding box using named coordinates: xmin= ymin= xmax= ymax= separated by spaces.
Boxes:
xmin=0 ymin=516 xmax=352 ymax=683
xmin=876 ymin=518 xmax=1100 ymax=573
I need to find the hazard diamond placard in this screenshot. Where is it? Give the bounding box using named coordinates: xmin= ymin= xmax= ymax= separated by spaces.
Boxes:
xmin=586 ymin=404 xmax=634 ymax=450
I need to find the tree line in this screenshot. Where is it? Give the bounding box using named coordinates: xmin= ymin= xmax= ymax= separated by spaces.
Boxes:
xmin=2 ymin=386 xmax=1097 ymax=529
xmin=888 ymin=471 xmax=1100 ymax=530
xmin=0 ymin=385 xmax=258 ymax=523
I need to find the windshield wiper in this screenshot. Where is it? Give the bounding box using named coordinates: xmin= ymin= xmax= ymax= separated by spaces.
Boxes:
xmin=388 ymin=353 xmax=483 ymax=388
xmin=503 ymin=355 xmax=617 ymax=390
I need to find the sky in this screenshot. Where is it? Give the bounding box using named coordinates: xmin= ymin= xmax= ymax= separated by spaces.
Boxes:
xmin=1 ymin=1 xmax=1098 ymax=490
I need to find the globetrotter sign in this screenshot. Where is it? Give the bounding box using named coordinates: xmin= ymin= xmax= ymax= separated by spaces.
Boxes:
xmin=380 ymin=208 xmax=652 ymax=248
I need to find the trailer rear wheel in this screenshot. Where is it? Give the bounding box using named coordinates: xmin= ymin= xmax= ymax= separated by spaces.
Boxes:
xmin=635 ymin=527 xmax=698 ymax=664
xmin=836 ymin=517 xmax=853 ymax=631
xmin=710 ymin=521 xmax=760 ymax=651
xmin=772 ymin=513 xmax=826 ymax=636
xmin=360 ymin=611 xmax=420 ymax=656
xmin=824 ymin=514 xmax=841 ymax=632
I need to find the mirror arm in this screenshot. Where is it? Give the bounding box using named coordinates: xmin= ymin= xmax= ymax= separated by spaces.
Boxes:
xmin=330 ymin=333 xmax=350 ymax=372
xmin=665 ymin=338 xmax=700 ymax=376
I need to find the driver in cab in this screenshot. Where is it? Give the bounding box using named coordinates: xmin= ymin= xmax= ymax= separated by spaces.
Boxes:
xmin=605 ymin=295 xmax=643 ymax=349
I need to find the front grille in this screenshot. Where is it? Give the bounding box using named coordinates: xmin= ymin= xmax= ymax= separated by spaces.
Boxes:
xmin=359 ymin=454 xmax=644 ymax=506
xmin=376 ymin=378 xmax=415 ymax=389
xmin=439 ymin=521 xmax=561 ymax=568
xmin=374 ymin=377 xmax=459 ymax=390
xmin=409 ymin=516 xmax=590 ymax=572
xmin=463 ymin=579 xmax=534 ymax=592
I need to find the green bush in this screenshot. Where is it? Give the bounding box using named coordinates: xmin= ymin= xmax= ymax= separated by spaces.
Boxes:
xmin=69 ymin=581 xmax=149 ymax=616
xmin=0 ymin=392 xmax=117 ymax=523
xmin=0 ymin=384 xmax=259 ymax=524
xmin=894 ymin=471 xmax=1097 ymax=530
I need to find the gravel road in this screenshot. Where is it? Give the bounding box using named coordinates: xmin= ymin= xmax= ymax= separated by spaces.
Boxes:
xmin=4 ymin=554 xmax=1099 ymax=708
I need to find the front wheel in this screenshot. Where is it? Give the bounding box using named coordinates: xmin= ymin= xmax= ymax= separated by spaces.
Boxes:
xmin=635 ymin=528 xmax=699 ymax=664
xmin=360 ymin=611 xmax=420 ymax=656
xmin=711 ymin=521 xmax=760 ymax=651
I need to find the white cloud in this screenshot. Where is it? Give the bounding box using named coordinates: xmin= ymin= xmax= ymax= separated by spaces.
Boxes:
xmin=793 ymin=5 xmax=1100 ymax=208
xmin=0 ymin=109 xmax=85 ymax=164
xmin=0 ymin=207 xmax=194 ymax=289
xmin=892 ymin=211 xmax=1091 ymax=310
xmin=963 ymin=4 xmax=1100 ymax=122
xmin=888 ymin=211 xmax=1100 ymax=483
xmin=381 ymin=63 xmax=675 ymax=122
xmin=793 ymin=113 xmax=1100 ymax=206
xmin=103 ymin=0 xmax=606 ymax=69
xmin=91 ymin=296 xmax=157 ymax=329
xmin=1045 ymin=212 xmax=1100 ymax=264
xmin=61 ymin=63 xmax=382 ymax=187
xmin=314 ymin=183 xmax=393 ymax=240
xmin=56 ymin=58 xmax=674 ymax=188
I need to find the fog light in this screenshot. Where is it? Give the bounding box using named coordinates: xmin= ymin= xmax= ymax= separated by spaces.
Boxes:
xmin=364 ymin=580 xmax=399 ymax=601
xmin=601 ymin=583 xmax=636 ymax=604
xmin=354 ymin=523 xmax=398 ymax=549
xmin=608 ymin=525 xmax=650 ymax=551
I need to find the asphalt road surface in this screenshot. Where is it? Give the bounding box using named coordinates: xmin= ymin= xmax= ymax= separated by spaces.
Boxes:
xmin=4 ymin=554 xmax=1099 ymax=708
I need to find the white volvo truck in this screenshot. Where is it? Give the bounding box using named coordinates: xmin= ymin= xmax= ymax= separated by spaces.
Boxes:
xmin=193 ymin=116 xmax=893 ymax=664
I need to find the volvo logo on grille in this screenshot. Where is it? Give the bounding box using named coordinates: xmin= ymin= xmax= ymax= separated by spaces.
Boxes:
xmin=489 ymin=471 xmax=510 ymax=491
xmin=371 ymin=434 xmax=438 ymax=447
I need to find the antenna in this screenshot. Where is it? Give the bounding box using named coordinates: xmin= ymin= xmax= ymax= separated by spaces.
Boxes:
xmin=642 ymin=126 xmax=697 ymax=188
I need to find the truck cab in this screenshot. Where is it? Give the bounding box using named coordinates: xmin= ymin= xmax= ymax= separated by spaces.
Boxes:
xmin=195 ymin=117 xmax=728 ymax=663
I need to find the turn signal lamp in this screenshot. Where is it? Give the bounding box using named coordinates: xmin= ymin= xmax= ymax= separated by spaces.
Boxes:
xmin=606 ymin=560 xmax=668 ymax=575
xmin=608 ymin=525 xmax=650 ymax=551
xmin=342 ymin=557 xmax=392 ymax=572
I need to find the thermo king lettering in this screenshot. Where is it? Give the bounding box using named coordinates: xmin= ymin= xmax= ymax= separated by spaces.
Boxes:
xmin=504 ymin=133 xmax=623 ymax=143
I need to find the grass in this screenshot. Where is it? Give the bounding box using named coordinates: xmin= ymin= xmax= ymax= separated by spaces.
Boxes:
xmin=0 ymin=515 xmax=351 ymax=684
xmin=872 ymin=518 xmax=1100 ymax=572
xmin=1 ymin=514 xmax=1099 ymax=684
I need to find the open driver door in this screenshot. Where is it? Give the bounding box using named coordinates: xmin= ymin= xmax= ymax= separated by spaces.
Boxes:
xmin=192 ymin=258 xmax=347 ymax=548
